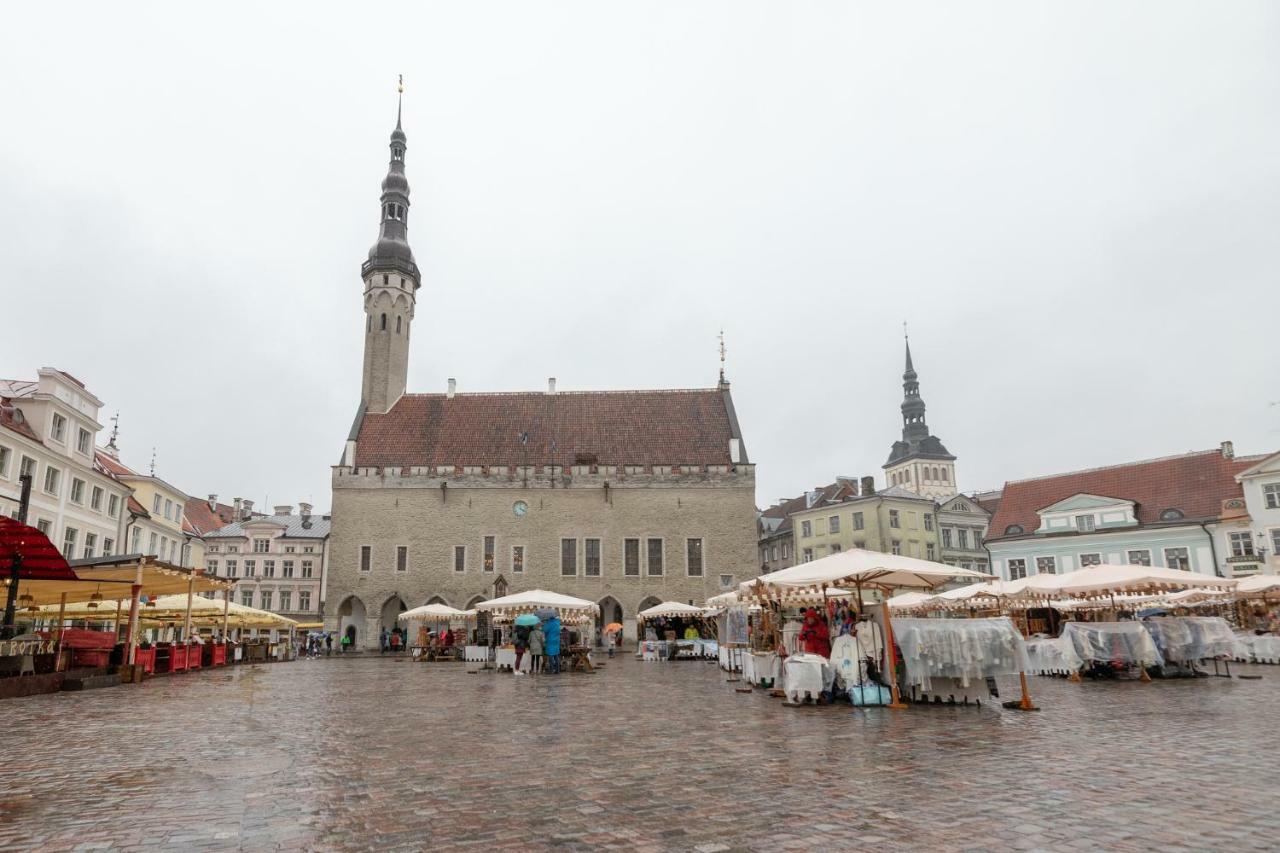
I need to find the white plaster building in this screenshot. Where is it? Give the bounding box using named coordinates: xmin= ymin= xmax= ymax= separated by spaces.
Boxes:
xmin=1235 ymin=450 xmax=1280 ymax=576
xmin=0 ymin=369 xmax=130 ymax=558
xmin=204 ymin=504 xmax=330 ymax=621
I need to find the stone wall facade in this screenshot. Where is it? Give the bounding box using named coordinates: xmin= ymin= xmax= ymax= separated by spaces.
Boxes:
xmin=326 ymin=465 xmax=757 ymax=648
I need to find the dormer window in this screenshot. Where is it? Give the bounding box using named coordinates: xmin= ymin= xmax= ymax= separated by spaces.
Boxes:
xmin=1075 ymin=514 xmax=1096 ymax=532
xmin=1005 ymin=524 xmax=1025 ymax=536
xmin=1159 ymin=508 xmax=1185 ymax=521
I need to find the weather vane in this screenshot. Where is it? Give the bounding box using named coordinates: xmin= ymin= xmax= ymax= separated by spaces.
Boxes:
xmin=398 ymin=73 xmax=404 ymax=94
xmin=903 ymin=319 xmax=909 ymax=341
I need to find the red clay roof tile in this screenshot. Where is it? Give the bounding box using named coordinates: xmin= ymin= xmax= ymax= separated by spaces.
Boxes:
xmin=988 ymin=449 xmax=1260 ymax=541
xmin=353 ymin=389 xmax=736 ymax=468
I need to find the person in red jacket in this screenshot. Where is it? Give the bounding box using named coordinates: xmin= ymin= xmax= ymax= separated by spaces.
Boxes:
xmin=799 ymin=608 xmax=831 ymax=658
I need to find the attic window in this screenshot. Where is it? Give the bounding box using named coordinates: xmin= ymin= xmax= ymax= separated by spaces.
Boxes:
xmin=1004 ymin=524 xmax=1025 ymax=536
xmin=1159 ymin=508 xmax=1185 ymax=521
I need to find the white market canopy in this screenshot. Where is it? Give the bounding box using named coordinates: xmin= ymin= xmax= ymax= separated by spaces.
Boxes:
xmin=741 ymin=549 xmax=993 ymax=600
xmin=704 ymin=590 xmax=740 ymax=608
xmin=1007 ymin=564 xmax=1236 ymax=600
xmin=637 ymin=601 xmax=705 ymax=621
xmin=885 ymin=591 xmax=938 ymax=611
xmin=399 ymin=603 xmax=471 ymax=623
xmin=472 ymin=589 xmax=599 ymax=619
xmin=1235 ymin=575 xmax=1280 ymax=596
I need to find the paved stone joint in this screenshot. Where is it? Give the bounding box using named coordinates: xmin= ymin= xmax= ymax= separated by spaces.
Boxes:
xmin=0 ymin=658 xmax=1276 ymax=851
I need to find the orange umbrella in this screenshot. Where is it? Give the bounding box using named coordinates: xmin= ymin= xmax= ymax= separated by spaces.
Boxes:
xmin=603 ymin=622 xmax=623 ymax=633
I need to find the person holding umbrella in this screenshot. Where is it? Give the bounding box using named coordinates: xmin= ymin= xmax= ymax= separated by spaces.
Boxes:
xmin=528 ymin=619 xmax=545 ymax=673
xmin=512 ymin=613 xmax=539 ymax=675
xmin=603 ymin=622 xmax=623 ymax=657
xmin=543 ymin=612 xmax=562 ymax=674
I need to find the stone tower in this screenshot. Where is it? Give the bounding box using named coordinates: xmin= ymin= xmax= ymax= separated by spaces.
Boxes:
xmin=883 ymin=336 xmax=957 ymax=499
xmin=360 ymin=81 xmax=420 ymax=414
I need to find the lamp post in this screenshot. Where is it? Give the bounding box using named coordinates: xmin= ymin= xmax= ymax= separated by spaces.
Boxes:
xmin=1 ymin=474 xmax=34 ymax=639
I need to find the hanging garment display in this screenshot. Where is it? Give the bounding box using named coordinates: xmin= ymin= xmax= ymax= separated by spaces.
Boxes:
xmin=1234 ymin=632 xmax=1280 ymax=664
xmin=1061 ymin=621 xmax=1163 ymax=667
xmin=829 ymin=634 xmax=860 ymax=691
xmin=892 ymin=617 xmax=1031 ymax=691
xmin=1142 ymin=616 xmax=1245 ymax=662
xmin=1025 ymin=636 xmax=1085 ymax=675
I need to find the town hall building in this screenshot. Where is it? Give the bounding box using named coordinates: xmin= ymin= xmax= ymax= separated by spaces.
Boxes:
xmin=325 ymin=92 xmax=757 ymax=647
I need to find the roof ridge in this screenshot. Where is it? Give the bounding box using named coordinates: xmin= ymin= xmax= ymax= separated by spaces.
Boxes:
xmin=398 ymin=387 xmax=720 ymax=399
xmin=1004 ymin=448 xmax=1244 ymax=486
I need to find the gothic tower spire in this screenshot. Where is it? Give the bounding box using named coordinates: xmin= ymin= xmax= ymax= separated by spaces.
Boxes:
xmin=883 ymin=330 xmax=957 ymax=498
xmin=360 ymin=76 xmax=419 ymax=414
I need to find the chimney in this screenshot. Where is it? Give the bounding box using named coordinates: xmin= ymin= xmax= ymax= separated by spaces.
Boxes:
xmin=1221 ymin=440 xmax=1234 ymax=460
xmin=861 ymin=476 xmax=876 ymax=496
xmin=207 ymin=494 xmax=218 ymax=511
xmin=299 ymin=502 xmax=313 ymax=521
xmin=242 ymin=499 xmax=255 ymax=520
xmin=547 ymin=377 xmax=557 ymax=395
xmin=447 ymin=378 xmax=456 ymax=399
xmin=232 ymin=497 xmax=243 ymax=520
xmin=274 ymin=504 xmax=293 ymax=517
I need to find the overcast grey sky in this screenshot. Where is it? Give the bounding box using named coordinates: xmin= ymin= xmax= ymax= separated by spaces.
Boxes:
xmin=2 ymin=2 xmax=1278 ymax=512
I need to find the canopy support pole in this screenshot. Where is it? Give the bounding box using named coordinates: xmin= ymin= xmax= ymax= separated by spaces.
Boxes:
xmin=54 ymin=592 xmax=67 ymax=670
xmin=184 ymin=575 xmax=194 ymax=645
xmin=1013 ymin=671 xmax=1039 ymax=710
xmin=878 ymin=594 xmax=908 ymax=710
xmin=125 ymin=583 xmax=141 ymax=665
xmin=114 ymin=598 xmax=124 ymax=638
xmin=223 ymin=588 xmax=230 ymax=641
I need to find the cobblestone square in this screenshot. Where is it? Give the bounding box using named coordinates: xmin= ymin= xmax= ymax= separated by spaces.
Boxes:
xmin=0 ymin=656 xmax=1276 ymax=851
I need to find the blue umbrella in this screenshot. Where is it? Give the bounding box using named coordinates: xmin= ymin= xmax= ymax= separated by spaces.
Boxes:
xmin=514 ymin=613 xmax=541 ymax=627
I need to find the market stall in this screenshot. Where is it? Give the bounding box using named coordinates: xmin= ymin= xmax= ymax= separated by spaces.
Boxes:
xmin=739 ymin=549 xmax=999 ymax=709
xmin=637 ymin=601 xmax=715 ymax=661
xmin=398 ymin=603 xmax=473 ymax=660
xmin=474 ymin=590 xmax=599 ymax=674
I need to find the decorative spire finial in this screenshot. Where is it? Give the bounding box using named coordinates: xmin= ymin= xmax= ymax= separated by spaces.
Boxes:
xmin=105 ymin=411 xmax=119 ymax=455
xmin=396 ymin=74 xmax=404 ymax=129
xmin=718 ymin=328 xmax=727 ymax=386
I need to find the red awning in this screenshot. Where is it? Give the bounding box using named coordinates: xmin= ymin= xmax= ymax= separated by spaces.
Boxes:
xmin=0 ymin=517 xmax=77 ymax=581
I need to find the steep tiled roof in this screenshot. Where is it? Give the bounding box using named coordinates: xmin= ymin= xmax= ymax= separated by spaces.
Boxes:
xmin=988 ymin=449 xmax=1262 ymax=542
xmin=183 ymin=499 xmax=237 ymax=536
xmin=353 ymin=389 xmax=740 ymax=468
xmin=759 ymin=481 xmax=856 ymax=537
xmin=95 ymin=450 xmax=136 ymax=478
xmin=0 ymin=400 xmax=40 ymax=443
xmin=972 ymin=491 xmax=1003 ymax=517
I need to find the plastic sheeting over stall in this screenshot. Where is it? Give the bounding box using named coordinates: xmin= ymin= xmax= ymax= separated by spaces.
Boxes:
xmin=891 ymin=617 xmax=1030 ymax=691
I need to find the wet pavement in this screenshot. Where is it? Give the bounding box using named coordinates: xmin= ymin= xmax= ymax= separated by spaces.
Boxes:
xmin=0 ymin=653 xmax=1276 ymax=851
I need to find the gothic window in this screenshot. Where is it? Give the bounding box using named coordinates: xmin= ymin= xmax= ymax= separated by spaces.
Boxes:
xmin=380 ymin=313 xmax=387 ymax=330
xmin=396 ymin=316 xmax=402 ymax=333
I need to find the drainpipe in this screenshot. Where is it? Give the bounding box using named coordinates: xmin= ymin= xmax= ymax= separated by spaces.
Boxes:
xmin=1200 ymin=522 xmax=1222 ymax=578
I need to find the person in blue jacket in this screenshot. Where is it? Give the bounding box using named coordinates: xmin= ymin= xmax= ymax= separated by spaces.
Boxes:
xmin=543 ymin=615 xmax=562 ymax=673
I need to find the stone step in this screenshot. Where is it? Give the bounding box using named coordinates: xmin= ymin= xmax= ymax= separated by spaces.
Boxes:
xmin=61 ymin=672 xmax=121 ymax=692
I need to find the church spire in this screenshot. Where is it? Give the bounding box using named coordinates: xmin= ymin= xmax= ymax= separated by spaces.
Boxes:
xmin=364 ymin=75 xmax=418 ymax=288
xmin=359 ymin=79 xmax=420 ymax=415
xmin=900 ymin=331 xmax=927 ymax=441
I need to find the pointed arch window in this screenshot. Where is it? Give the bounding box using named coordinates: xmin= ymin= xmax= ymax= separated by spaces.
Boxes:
xmin=380 ymin=313 xmax=387 ymax=331
xmin=396 ymin=316 xmax=402 ymax=333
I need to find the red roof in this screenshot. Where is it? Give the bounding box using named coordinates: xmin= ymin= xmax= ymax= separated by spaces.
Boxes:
xmin=0 ymin=400 xmax=40 ymax=443
xmin=127 ymin=495 xmax=150 ymax=518
xmin=183 ymin=499 xmax=237 ymax=536
xmin=987 ymin=449 xmax=1260 ymax=541
xmin=353 ymin=389 xmax=738 ymax=468
xmin=95 ymin=450 xmax=136 ymax=478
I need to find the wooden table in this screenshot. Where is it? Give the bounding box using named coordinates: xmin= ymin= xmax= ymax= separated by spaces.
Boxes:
xmin=565 ymin=646 xmax=594 ymax=672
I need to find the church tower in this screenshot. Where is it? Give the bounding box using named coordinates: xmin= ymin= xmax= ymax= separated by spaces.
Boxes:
xmin=883 ymin=335 xmax=957 ymax=499
xmin=360 ymin=79 xmax=420 ymax=414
